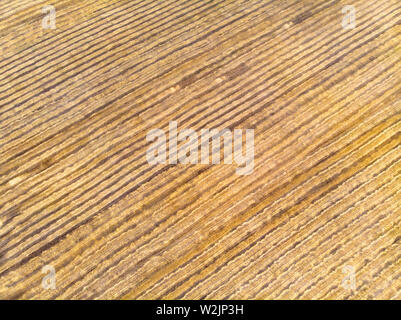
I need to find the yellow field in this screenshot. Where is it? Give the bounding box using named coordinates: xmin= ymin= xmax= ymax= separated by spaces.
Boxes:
xmin=0 ymin=0 xmax=400 ymax=299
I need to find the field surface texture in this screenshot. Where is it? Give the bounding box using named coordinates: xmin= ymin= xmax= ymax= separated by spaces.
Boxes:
xmin=0 ymin=0 xmax=401 ymax=299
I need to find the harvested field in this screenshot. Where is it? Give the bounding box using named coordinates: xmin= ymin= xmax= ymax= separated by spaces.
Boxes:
xmin=0 ymin=0 xmax=400 ymax=299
